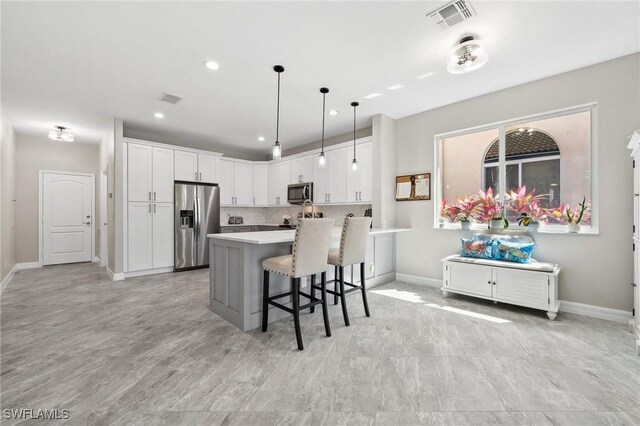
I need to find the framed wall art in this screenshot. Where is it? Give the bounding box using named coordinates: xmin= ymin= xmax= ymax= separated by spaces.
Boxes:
xmin=396 ymin=173 xmax=430 ymax=201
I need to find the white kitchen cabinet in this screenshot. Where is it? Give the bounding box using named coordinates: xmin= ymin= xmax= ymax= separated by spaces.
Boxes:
xmin=128 ymin=143 xmax=174 ymax=203
xmin=290 ymin=155 xmax=314 ymax=184
xmin=174 ymin=150 xmax=219 ymax=183
xmin=219 ymin=159 xmax=252 ymax=206
xmin=174 ymin=150 xmax=199 ymax=182
xmin=347 ymin=142 xmax=373 ymax=203
xmin=268 ymin=160 xmax=290 ymax=206
xmin=315 ymin=148 xmax=347 ymax=204
xmin=127 ymin=202 xmax=153 ymax=271
xmin=128 ymin=143 xmax=153 ymax=202
xmin=152 ymin=147 xmax=174 ymax=203
xmin=218 ymin=159 xmax=235 ymax=206
xmin=442 ymin=257 xmax=560 ymax=319
xmin=128 ymin=201 xmax=174 ymax=272
xmin=152 ymin=203 xmax=174 ymax=268
xmin=198 ymin=153 xmax=219 ymax=183
xmin=252 ymin=164 xmax=269 ymax=206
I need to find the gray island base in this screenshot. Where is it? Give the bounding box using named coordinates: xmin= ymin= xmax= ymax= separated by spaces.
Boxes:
xmin=207 ymin=228 xmax=409 ymax=332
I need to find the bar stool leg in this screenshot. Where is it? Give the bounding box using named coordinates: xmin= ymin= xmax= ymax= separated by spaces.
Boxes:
xmin=360 ymin=262 xmax=370 ymax=317
xmin=292 ymin=277 xmax=304 ymax=350
xmin=339 ymin=266 xmax=350 ymax=326
xmin=334 ymin=265 xmax=339 ymax=305
xmin=262 ymin=270 xmax=270 ymax=332
xmin=320 ymin=272 xmax=331 ymax=337
xmin=310 ymin=274 xmax=316 ymax=314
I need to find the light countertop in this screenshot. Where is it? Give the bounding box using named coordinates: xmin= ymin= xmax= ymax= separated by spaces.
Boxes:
xmin=208 ymin=227 xmax=410 ymax=245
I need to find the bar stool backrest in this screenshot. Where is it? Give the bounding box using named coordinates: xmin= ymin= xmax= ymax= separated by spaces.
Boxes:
xmin=338 ymin=217 xmax=372 ymax=266
xmin=292 ymin=218 xmax=335 ymax=278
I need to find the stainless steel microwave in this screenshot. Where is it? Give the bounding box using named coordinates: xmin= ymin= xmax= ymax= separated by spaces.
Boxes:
xmin=287 ymin=182 xmax=313 ymax=204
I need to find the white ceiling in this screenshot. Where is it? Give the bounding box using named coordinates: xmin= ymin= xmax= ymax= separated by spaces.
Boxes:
xmin=2 ymin=1 xmax=639 ymax=153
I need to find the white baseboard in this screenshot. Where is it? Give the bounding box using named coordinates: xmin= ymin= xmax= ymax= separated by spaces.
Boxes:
xmin=124 ymin=267 xmax=173 ymax=278
xmin=395 ymin=272 xmax=632 ymax=324
xmin=107 ymin=267 xmax=125 ymax=281
xmin=559 ymin=300 xmax=632 ymax=324
xmin=396 ymin=273 xmax=441 ymax=288
xmin=15 ymin=261 xmax=42 ymax=270
xmin=0 ymin=264 xmax=17 ymax=293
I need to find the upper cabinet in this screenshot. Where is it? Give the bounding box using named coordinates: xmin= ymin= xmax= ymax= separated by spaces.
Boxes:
xmin=128 ymin=143 xmax=174 ymax=203
xmin=174 ymin=150 xmax=219 ymax=183
xmin=315 ymin=147 xmax=347 ymax=204
xmin=290 ymin=155 xmax=314 ymax=184
xmin=218 ymin=159 xmax=253 ymax=206
xmin=268 ymin=160 xmax=290 ymax=206
xmin=252 ymin=164 xmax=269 ymax=206
xmin=347 ymin=142 xmax=373 ymax=203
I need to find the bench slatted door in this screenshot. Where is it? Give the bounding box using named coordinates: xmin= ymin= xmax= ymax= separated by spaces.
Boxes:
xmin=449 ymin=262 xmax=492 ymax=297
xmin=493 ymin=268 xmax=548 ymax=310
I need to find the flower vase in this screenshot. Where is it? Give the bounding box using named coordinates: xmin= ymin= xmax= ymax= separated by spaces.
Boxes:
xmin=460 ymin=220 xmax=471 ymax=230
xmin=489 ymin=219 xmax=504 ymax=230
xmin=569 ymin=223 xmax=581 ymax=233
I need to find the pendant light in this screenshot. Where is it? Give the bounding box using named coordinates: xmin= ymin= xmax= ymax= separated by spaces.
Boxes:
xmin=318 ymin=87 xmax=329 ymax=167
xmin=272 ymin=65 xmax=285 ymax=159
xmin=351 ymin=101 xmax=359 ymax=171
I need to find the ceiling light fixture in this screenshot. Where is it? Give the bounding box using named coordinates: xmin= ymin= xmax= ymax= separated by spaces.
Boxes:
xmin=386 ymin=84 xmax=404 ymax=91
xmin=318 ymin=87 xmax=329 ymax=168
xmin=204 ymin=60 xmax=220 ymax=70
xmin=351 ymin=102 xmax=359 ymax=171
xmin=363 ymin=93 xmax=382 ymax=99
xmin=258 ymin=136 xmax=265 ymax=142
xmin=447 ymin=36 xmax=488 ymax=74
xmin=329 ymin=109 xmax=339 ymax=116
xmin=417 ymin=72 xmax=437 ymax=80
xmin=154 ymin=112 xmax=164 ymax=119
xmin=272 ymin=65 xmax=284 ymax=159
xmin=48 ymin=126 xmax=74 ymax=142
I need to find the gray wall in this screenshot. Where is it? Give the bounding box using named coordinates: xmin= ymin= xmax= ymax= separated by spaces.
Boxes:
xmin=1 ymin=109 xmax=16 ymax=281
xmin=15 ymin=134 xmax=100 ymax=263
xmin=395 ymin=53 xmax=640 ymax=312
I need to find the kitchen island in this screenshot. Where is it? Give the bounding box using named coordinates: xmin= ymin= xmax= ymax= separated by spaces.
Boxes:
xmin=207 ymin=227 xmax=410 ymax=331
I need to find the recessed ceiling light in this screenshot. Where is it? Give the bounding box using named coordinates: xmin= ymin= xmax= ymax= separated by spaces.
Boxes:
xmin=329 ymin=109 xmax=339 ymax=116
xmin=258 ymin=136 xmax=265 ymax=142
xmin=417 ymin=72 xmax=437 ymax=79
xmin=363 ymin=93 xmax=382 ymax=99
xmin=386 ymin=84 xmax=404 ymax=91
xmin=154 ymin=112 xmax=164 ymax=119
xmin=203 ymin=60 xmax=220 ymax=71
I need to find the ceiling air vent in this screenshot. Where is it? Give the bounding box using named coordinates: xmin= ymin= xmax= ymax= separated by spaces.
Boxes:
xmin=427 ymin=0 xmax=476 ymax=29
xmin=158 ymin=92 xmax=183 ymax=104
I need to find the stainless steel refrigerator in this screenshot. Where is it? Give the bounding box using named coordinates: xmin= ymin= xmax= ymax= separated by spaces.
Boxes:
xmin=174 ymin=181 xmax=220 ymax=271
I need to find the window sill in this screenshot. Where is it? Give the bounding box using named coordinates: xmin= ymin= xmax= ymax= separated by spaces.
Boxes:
xmin=434 ymin=223 xmax=599 ymax=235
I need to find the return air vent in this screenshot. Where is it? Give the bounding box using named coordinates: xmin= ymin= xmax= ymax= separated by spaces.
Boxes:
xmin=427 ymin=0 xmax=476 ymax=29
xmin=158 ymin=92 xmax=183 ymax=104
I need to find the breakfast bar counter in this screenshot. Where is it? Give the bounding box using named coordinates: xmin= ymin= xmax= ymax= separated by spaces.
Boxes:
xmin=207 ymin=227 xmax=410 ymax=331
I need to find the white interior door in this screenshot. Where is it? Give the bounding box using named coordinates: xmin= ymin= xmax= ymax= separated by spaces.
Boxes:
xmin=42 ymin=172 xmax=94 ymax=265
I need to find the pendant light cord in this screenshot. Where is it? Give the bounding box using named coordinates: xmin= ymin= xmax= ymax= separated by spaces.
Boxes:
xmin=276 ymin=71 xmax=281 ymax=142
xmin=353 ymin=103 xmax=357 ymax=158
xmin=321 ymin=92 xmax=326 ymax=151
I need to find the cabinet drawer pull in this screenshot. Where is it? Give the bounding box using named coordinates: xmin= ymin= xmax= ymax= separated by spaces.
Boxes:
xmin=153 ymin=204 xmax=156 ymax=213
xmin=148 ymin=191 xmax=151 ymax=201
xmin=153 ymin=192 xmax=156 ymax=201
xmin=148 ymin=204 xmax=152 ymax=213
xmin=199 ymin=172 xmax=202 ymax=181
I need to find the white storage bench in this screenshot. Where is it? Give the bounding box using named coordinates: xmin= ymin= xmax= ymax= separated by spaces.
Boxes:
xmin=441 ymin=255 xmax=561 ymax=320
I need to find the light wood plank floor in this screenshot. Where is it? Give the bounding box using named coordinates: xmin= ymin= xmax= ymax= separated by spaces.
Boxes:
xmin=1 ymin=263 xmax=638 ymax=425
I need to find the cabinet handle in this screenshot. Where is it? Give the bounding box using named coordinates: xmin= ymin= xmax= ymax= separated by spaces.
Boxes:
xmin=253 ymin=197 xmax=256 ymax=206
xmin=359 ymin=191 xmax=362 ymax=201
xmin=199 ymin=172 xmax=202 ymax=181
xmin=195 ymin=172 xmax=198 ymax=181
xmin=488 ymin=280 xmax=491 ymax=285
xmin=148 ymin=204 xmax=152 ymax=213
xmin=153 ymin=204 xmax=156 ymax=213
xmin=148 ymin=191 xmax=151 ymax=201
xmin=153 ymin=192 xmax=156 ymax=201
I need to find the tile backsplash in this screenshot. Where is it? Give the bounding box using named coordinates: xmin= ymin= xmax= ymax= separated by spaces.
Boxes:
xmin=221 ymin=204 xmax=372 ymax=226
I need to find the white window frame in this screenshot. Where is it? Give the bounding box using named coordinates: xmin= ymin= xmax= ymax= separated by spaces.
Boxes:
xmin=434 ymin=102 xmax=598 ymax=234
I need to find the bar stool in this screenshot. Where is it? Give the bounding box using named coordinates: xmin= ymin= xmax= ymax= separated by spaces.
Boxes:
xmin=311 ymin=216 xmax=372 ymax=326
xmin=262 ymin=218 xmax=335 ymax=350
